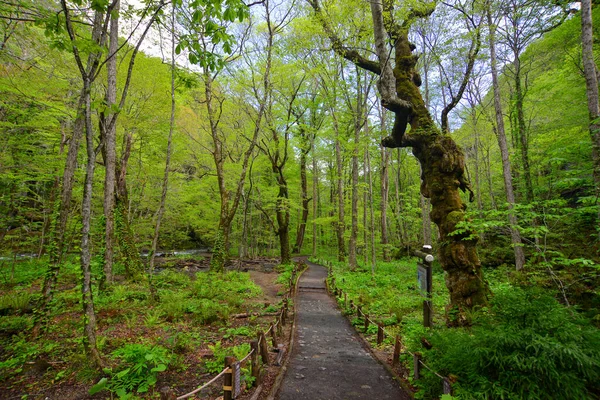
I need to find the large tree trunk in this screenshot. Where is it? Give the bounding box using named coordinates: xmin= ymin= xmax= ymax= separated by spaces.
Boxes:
xmin=115 ymin=133 xmax=142 ymax=277
xmin=366 ymin=147 xmax=376 ymax=274
xmin=370 ymin=1 xmax=488 ymax=324
xmin=488 ymin=8 xmax=526 ymax=271
xmin=380 ymin=144 xmax=391 ymax=261
xmin=581 ymin=0 xmax=600 ymax=239
xmin=276 ymin=169 xmax=291 ymax=264
xmin=348 ymin=119 xmax=359 ymax=269
xmin=333 ymin=113 xmax=346 ymax=262
xmin=81 ymin=76 xmax=102 ymax=368
xmin=292 ymin=132 xmax=310 ymax=254
xmin=512 ymin=58 xmax=534 ymax=203
xmin=312 ymin=135 xmax=318 ymax=257
xmin=378 ymin=104 xmax=391 ymax=261
xmin=100 ymin=0 xmax=119 ymax=288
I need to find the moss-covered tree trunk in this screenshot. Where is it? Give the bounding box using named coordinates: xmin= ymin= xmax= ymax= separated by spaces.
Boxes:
xmin=384 ymin=14 xmax=488 ymax=324
xmin=310 ymin=0 xmax=488 ymax=324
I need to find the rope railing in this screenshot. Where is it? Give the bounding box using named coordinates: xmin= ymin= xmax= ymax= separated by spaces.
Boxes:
xmin=164 ymin=262 xmax=306 ymax=400
xmin=176 ymin=368 xmax=228 ymax=400
xmin=326 ymin=266 xmax=452 ymax=395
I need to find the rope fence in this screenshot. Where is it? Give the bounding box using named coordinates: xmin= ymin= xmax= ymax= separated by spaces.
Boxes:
xmin=323 ymin=260 xmax=453 ymax=396
xmin=162 ymin=263 xmax=305 ymax=400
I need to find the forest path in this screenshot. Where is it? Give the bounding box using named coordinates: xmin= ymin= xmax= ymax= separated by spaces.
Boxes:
xmin=276 ymin=261 xmax=410 ymax=400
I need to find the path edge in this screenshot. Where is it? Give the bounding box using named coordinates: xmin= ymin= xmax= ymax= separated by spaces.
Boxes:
xmin=324 ymin=261 xmax=416 ymax=398
xmin=265 ymin=261 xmax=308 ymax=400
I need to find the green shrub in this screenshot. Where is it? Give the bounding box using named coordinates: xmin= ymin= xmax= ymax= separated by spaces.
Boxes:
xmin=90 ymin=343 xmax=170 ymax=398
xmin=414 ymin=285 xmax=600 ymax=400
xmin=153 ymin=269 xmax=191 ymax=289
xmin=0 ymin=315 xmax=32 ymax=334
xmin=0 ymin=292 xmax=33 ymax=314
xmin=158 ymin=291 xmax=188 ymax=321
xmin=204 ymin=341 xmax=253 ymax=387
xmin=221 ymin=326 xmax=252 ymax=340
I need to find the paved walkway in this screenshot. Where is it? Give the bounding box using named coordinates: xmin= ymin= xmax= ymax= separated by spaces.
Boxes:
xmin=277 ymin=261 xmax=410 ymax=400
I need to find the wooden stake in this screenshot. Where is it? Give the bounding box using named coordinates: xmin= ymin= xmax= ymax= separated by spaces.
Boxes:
xmin=443 ymin=377 xmax=453 ymax=394
xmin=413 ymin=353 xmax=422 ymax=380
xmin=364 ymin=314 xmax=370 ymax=333
xmin=223 ymin=356 xmax=235 ymax=400
xmin=250 ymin=341 xmax=260 ymax=384
xmin=392 ymin=336 xmax=401 ymax=367
xmin=377 ymin=323 xmax=384 ymax=345
xmin=270 ymin=324 xmax=278 ymax=348
xmin=258 ymin=332 xmax=269 ymax=365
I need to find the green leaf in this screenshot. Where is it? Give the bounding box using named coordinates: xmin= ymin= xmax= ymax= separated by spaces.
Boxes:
xmin=88 ymin=377 xmax=109 ymax=395
xmin=115 ymin=367 xmax=131 ymax=379
xmin=151 ymin=364 xmax=167 ymax=372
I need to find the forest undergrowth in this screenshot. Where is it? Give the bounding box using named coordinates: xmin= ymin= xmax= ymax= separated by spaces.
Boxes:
xmin=314 ymin=255 xmax=600 ymax=400
xmin=0 ymin=255 xmax=294 ymax=399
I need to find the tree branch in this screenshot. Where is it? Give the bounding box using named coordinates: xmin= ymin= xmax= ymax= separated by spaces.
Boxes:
xmin=306 ymin=0 xmax=381 ymax=75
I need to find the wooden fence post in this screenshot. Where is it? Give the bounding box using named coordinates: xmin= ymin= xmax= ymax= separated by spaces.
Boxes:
xmin=223 ymin=356 xmax=235 ymax=400
xmin=413 ymin=353 xmax=422 ymax=380
xmin=443 ymin=377 xmax=453 ymax=394
xmin=364 ymin=314 xmax=370 ymax=333
xmin=258 ymin=332 xmax=269 ymax=365
xmin=344 ymin=292 xmax=347 ymax=308
xmin=357 ymin=305 xmax=362 ymax=318
xmin=377 ymin=323 xmax=384 ymax=345
xmin=349 ymin=299 xmax=354 ymax=310
xmin=282 ymin=298 xmax=288 ymax=325
xmin=270 ymin=323 xmax=278 ymax=348
xmin=250 ymin=341 xmax=260 ymax=384
xmin=392 ymin=336 xmax=401 ymax=367
xmin=277 ymin=318 xmax=283 ymax=336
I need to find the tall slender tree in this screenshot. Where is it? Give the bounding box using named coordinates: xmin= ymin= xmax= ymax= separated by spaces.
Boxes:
xmin=581 ymin=0 xmax=600 ymax=239
xmin=486 ymin=1 xmax=526 ymax=270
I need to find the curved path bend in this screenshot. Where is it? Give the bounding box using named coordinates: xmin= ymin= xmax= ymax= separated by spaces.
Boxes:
xmin=277 ymin=261 xmax=410 ymax=400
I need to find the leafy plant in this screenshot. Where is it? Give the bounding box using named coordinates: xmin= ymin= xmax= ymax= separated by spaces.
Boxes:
xmin=90 ymin=344 xmax=171 ymax=398
xmin=221 ymin=326 xmax=252 ymax=340
xmin=412 ymin=285 xmax=600 ymax=400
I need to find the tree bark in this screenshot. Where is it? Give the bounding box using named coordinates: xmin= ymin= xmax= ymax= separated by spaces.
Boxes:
xmin=487 ymin=7 xmax=526 ymax=271
xmin=115 ymin=132 xmax=142 ymax=277
xmin=333 ymin=112 xmax=345 ymax=262
xmin=34 ymin=92 xmax=85 ymax=337
xmin=348 ymin=109 xmax=360 ymax=270
xmin=512 ymin=58 xmax=534 ymax=202
xmin=148 ymin=3 xmax=176 ymax=299
xmin=276 ymin=168 xmax=291 ymax=264
xmin=366 ymin=145 xmax=376 ymax=274
xmin=292 ymin=128 xmax=311 ymax=254
xmin=100 ymin=0 xmax=119 ymax=288
xmin=371 ymin=0 xmax=488 ymax=323
xmin=378 ymin=103 xmax=391 ymax=261
xmin=312 ymin=134 xmax=318 ymax=257
xmin=581 ymin=0 xmax=600 ymax=239
xmin=81 ymin=75 xmax=103 ymax=367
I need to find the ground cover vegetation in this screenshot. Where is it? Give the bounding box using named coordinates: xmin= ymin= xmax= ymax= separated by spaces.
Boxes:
xmin=1 ymin=0 xmax=600 ymax=398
